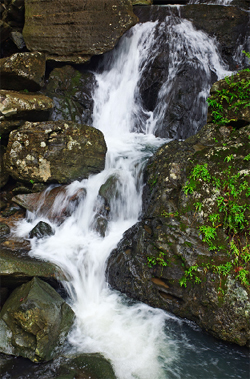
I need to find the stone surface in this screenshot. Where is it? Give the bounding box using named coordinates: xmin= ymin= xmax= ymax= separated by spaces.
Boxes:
xmin=0 ymin=239 xmax=65 ymax=289
xmin=0 ymin=277 xmax=75 ymax=362
xmin=43 ymin=65 xmax=96 ymax=126
xmin=106 ymin=73 xmax=250 ymax=347
xmin=23 ymin=0 xmax=138 ymax=61
xmin=107 ymin=122 xmax=250 ymax=347
xmin=4 ymin=121 xmax=107 ymax=184
xmin=12 ymin=185 xmax=87 ymax=223
xmin=0 ymin=52 xmax=46 ymax=91
xmin=0 ymin=352 xmax=116 ymax=379
xmin=0 ymin=90 xmax=54 ymax=127
xmin=29 ymin=221 xmax=54 ymax=239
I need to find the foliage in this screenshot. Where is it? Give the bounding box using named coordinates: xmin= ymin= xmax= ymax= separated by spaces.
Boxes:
xmin=180 ymin=156 xmax=250 ymax=290
xmin=207 ymin=65 xmax=250 ymax=126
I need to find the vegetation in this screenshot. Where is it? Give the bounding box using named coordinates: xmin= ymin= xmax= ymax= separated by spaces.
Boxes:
xmin=207 ymin=53 xmax=250 ymax=126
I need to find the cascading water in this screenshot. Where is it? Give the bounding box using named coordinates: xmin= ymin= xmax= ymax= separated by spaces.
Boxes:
xmin=14 ymin=12 xmax=249 ymax=379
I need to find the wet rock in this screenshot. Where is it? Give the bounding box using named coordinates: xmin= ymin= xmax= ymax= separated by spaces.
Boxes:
xmin=12 ymin=185 xmax=86 ymax=222
xmin=44 ymin=65 xmax=96 ymax=126
xmin=4 ymin=121 xmax=107 ymax=184
xmin=0 ymin=52 xmax=46 ymax=91
xmin=23 ymin=0 xmax=138 ymax=62
xmin=99 ymin=175 xmax=121 ymax=207
xmin=29 ymin=221 xmax=54 ymax=239
xmin=12 ymin=186 xmax=86 ymax=223
xmin=0 ymin=238 xmax=65 ymax=289
xmin=0 ymin=20 xmax=11 ymax=43
xmin=93 ymin=215 xmax=108 ymax=238
xmin=0 ymin=277 xmax=75 ymax=362
xmin=0 ymin=90 xmax=54 ymax=134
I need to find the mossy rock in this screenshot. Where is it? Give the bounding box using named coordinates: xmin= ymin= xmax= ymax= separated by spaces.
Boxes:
xmin=0 ymin=277 xmax=75 ymax=362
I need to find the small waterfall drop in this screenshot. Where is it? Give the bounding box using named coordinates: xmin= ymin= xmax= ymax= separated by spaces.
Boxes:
xmin=14 ymin=13 xmax=249 ymax=379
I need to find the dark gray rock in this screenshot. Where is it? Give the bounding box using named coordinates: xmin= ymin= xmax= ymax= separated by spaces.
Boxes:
xmin=29 ymin=221 xmax=54 ymax=239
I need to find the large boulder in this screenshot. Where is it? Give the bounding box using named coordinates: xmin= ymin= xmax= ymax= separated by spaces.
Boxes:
xmin=106 ymin=71 xmax=250 ymax=347
xmin=0 ymin=90 xmax=54 ymax=137
xmin=43 ymin=65 xmax=96 ymax=126
xmin=4 ymin=121 xmax=107 ymax=184
xmin=22 ymin=0 xmax=138 ymax=62
xmin=107 ymin=121 xmax=250 ymax=347
xmin=0 ymin=52 xmax=46 ymax=92
xmin=0 ymin=277 xmax=74 ymax=362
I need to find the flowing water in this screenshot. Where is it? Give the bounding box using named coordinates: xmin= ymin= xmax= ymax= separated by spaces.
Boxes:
xmin=14 ymin=13 xmax=249 ymax=379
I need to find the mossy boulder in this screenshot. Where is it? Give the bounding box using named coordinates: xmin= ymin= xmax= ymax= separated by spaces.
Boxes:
xmin=44 ymin=65 xmax=96 ymax=126
xmin=0 ymin=277 xmax=74 ymax=362
xmin=4 ymin=121 xmax=107 ymax=184
xmin=0 ymin=52 xmax=46 ymax=91
xmin=107 ymin=121 xmax=250 ymax=347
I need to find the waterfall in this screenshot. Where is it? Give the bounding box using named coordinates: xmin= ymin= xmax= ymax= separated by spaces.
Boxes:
xmin=14 ymin=12 xmax=248 ymax=379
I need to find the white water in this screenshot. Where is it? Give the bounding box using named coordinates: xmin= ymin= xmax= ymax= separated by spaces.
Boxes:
xmin=14 ymin=16 xmax=246 ymax=379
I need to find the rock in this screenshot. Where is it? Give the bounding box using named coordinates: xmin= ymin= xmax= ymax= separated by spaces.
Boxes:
xmin=0 ymin=91 xmax=54 ymax=132
xmin=180 ymin=5 xmax=249 ymax=70
xmin=23 ymin=0 xmax=138 ymax=62
xmin=0 ymin=223 xmax=10 ymax=238
xmin=0 ymin=277 xmax=75 ymax=362
xmin=0 ymin=147 xmax=9 ymax=189
xmin=133 ymin=5 xmax=249 ymax=139
xmin=12 ymin=185 xmax=86 ymax=223
xmin=10 ymin=31 xmax=26 ymax=49
xmin=4 ymin=121 xmax=107 ymax=184
xmin=44 ymin=65 xmax=96 ymax=126
xmin=99 ymin=175 xmax=121 ymax=207
xmin=0 ymin=52 xmax=46 ymax=91
xmin=106 ymin=70 xmax=250 ymax=346
xmin=0 ymin=239 xmax=65 ymax=289
xmin=0 ymin=352 xmax=116 ymax=379
xmin=29 ymin=221 xmax=54 ymax=239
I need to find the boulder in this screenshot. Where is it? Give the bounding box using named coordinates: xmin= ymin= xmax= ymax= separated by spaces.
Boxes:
xmin=0 ymin=90 xmax=54 ymax=136
xmin=0 ymin=277 xmax=74 ymax=362
xmin=12 ymin=185 xmax=86 ymax=222
xmin=23 ymin=0 xmax=138 ymax=62
xmin=0 ymin=52 xmax=46 ymax=91
xmin=107 ymin=71 xmax=250 ymax=346
xmin=107 ymin=121 xmax=250 ymax=347
xmin=4 ymin=121 xmax=107 ymax=184
xmin=44 ymin=65 xmax=96 ymax=126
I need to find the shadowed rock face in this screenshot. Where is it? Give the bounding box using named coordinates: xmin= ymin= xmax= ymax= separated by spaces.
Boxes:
xmin=22 ymin=0 xmax=138 ymax=62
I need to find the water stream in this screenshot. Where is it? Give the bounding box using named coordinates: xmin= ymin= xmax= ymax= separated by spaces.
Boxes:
xmin=14 ymin=12 xmax=249 ymax=379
